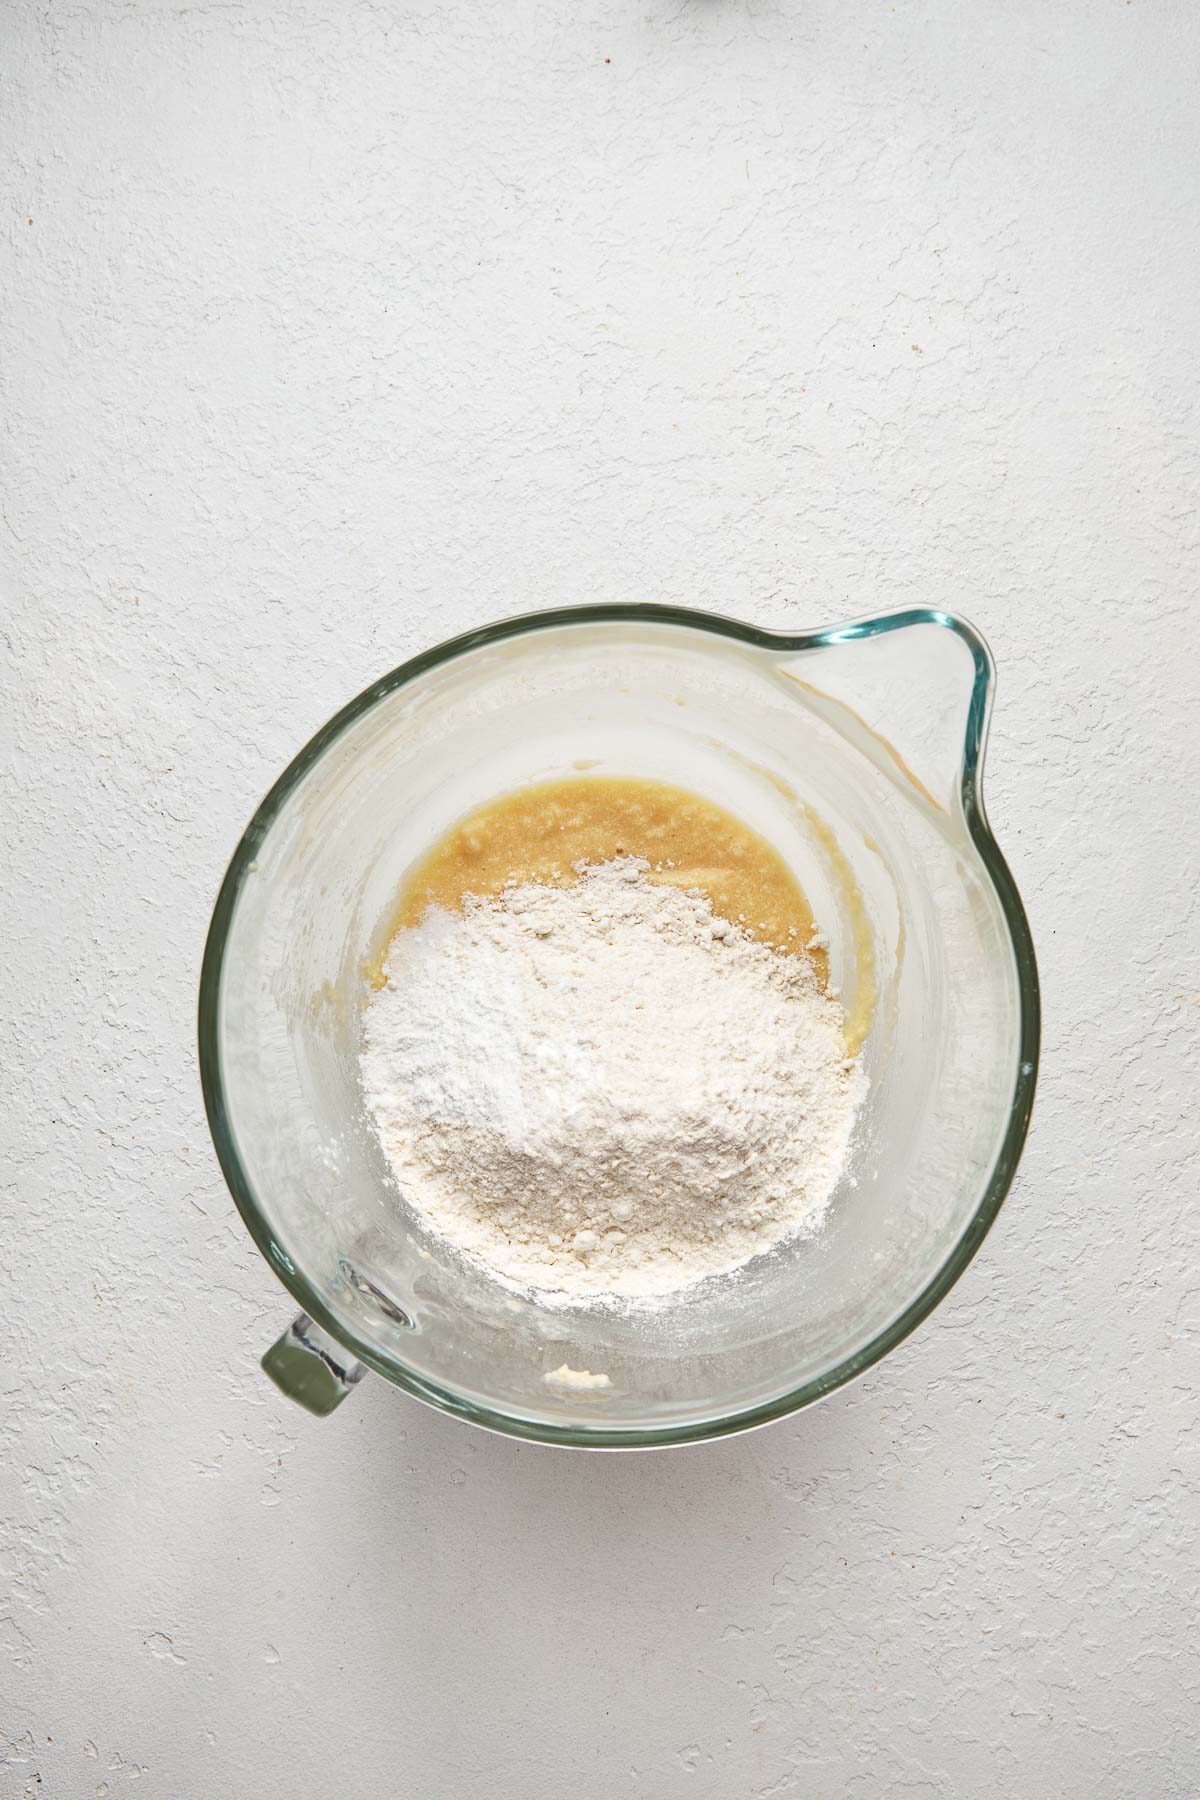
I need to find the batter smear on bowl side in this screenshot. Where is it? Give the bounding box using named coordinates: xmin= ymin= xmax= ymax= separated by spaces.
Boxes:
xmin=361 ymin=778 xmax=864 ymax=1302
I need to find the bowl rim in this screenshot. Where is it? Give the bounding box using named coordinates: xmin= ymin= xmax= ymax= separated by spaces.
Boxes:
xmin=197 ymin=602 xmax=1040 ymax=1448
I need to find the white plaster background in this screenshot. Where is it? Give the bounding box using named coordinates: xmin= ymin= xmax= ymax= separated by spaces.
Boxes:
xmin=2 ymin=1 xmax=1199 ymax=1794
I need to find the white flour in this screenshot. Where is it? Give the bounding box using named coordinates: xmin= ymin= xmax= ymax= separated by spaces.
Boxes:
xmin=361 ymin=858 xmax=863 ymax=1301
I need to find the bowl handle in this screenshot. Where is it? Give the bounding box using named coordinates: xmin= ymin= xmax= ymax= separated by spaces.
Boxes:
xmin=261 ymin=1312 xmax=367 ymax=1416
xmin=772 ymin=609 xmax=994 ymax=820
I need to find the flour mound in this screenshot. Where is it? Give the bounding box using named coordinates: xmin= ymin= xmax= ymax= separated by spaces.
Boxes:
xmin=361 ymin=859 xmax=863 ymax=1301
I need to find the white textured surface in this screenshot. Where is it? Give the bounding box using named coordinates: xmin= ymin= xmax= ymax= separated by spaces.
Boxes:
xmin=2 ymin=1 xmax=1198 ymax=1794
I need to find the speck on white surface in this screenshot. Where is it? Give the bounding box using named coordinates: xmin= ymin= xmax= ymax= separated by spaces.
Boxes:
xmin=2 ymin=2 xmax=1198 ymax=1796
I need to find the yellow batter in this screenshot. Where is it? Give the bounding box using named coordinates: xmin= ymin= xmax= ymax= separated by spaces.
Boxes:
xmin=368 ymin=775 xmax=826 ymax=988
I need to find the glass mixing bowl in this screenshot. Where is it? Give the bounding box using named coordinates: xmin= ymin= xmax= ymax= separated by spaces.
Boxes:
xmin=198 ymin=605 xmax=1038 ymax=1447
